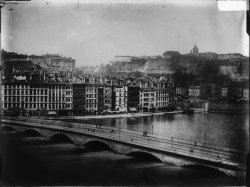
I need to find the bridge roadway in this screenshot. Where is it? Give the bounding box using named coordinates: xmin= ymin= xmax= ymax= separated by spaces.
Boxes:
xmin=1 ymin=117 xmax=246 ymax=176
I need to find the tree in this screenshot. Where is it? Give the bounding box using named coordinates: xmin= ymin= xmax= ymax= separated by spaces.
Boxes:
xmin=199 ymin=60 xmax=219 ymax=82
xmin=172 ymin=68 xmax=195 ymax=86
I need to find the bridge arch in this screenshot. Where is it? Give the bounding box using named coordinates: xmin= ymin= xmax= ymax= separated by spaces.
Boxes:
xmin=126 ymin=151 xmax=163 ymax=163
xmin=84 ymin=140 xmax=114 ymax=152
xmin=20 ymin=129 xmax=42 ymax=137
xmin=50 ymin=133 xmax=74 ymax=143
xmin=1 ymin=125 xmax=17 ymax=132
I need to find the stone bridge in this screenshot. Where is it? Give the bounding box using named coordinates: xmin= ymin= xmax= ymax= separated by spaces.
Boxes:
xmin=1 ymin=117 xmax=246 ymax=177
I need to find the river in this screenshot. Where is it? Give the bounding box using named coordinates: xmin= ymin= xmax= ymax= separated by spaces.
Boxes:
xmin=67 ymin=113 xmax=249 ymax=153
xmin=0 ymin=113 xmax=248 ymax=186
xmin=0 ymin=130 xmax=246 ymax=186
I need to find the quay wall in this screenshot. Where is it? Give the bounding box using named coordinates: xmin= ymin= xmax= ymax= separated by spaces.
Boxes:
xmin=208 ymin=101 xmax=248 ymax=113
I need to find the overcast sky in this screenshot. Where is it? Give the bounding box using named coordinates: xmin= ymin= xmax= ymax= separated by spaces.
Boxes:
xmin=1 ymin=0 xmax=248 ymax=67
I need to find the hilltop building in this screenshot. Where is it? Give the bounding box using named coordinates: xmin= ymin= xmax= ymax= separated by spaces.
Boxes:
xmin=114 ymin=56 xmax=136 ymax=62
xmin=199 ymin=52 xmax=218 ymax=60
xmin=218 ymin=53 xmax=245 ymax=61
xmin=28 ymin=53 xmax=75 ymax=77
xmin=190 ymin=44 xmax=199 ymax=56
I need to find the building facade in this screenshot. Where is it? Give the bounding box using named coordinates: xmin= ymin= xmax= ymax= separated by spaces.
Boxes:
xmin=73 ymin=84 xmax=85 ymax=115
xmin=190 ymin=44 xmax=199 ymax=56
xmin=28 ymin=53 xmax=76 ymax=77
xmin=127 ymin=86 xmax=140 ymax=111
xmin=140 ymin=88 xmax=157 ymax=112
xmin=85 ymin=83 xmax=99 ymax=114
xmin=156 ymin=81 xmax=170 ymax=111
xmin=73 ymin=83 xmax=100 ymax=115
xmin=65 ymin=84 xmax=73 ymax=115
xmin=188 ymin=86 xmax=200 ymax=99
xmin=98 ymin=87 xmax=104 ymax=113
xmin=219 ymin=65 xmax=238 ymax=77
xmin=103 ymin=85 xmax=113 ymax=110
xmin=114 ymin=86 xmax=128 ymax=112
xmin=3 ymin=83 xmax=70 ymax=116
xmin=218 ymin=53 xmax=245 ymax=61
xmin=243 ymin=88 xmax=249 ymax=101
xmin=220 ymin=87 xmax=228 ymax=99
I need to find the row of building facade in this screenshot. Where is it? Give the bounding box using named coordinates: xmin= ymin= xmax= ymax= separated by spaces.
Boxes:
xmin=28 ymin=53 xmax=75 ymax=77
xmin=3 ymin=77 xmax=248 ymax=116
xmin=2 ymin=78 xmax=175 ymax=116
xmin=3 ymin=58 xmax=250 ymax=114
xmin=2 ymin=50 xmax=76 ymax=79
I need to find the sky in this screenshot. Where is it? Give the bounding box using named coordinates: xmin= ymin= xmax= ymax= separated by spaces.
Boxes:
xmin=1 ymin=0 xmax=248 ymax=67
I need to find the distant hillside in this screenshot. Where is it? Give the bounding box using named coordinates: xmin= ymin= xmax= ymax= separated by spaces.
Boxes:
xmin=109 ymin=57 xmax=147 ymax=72
xmin=81 ymin=53 xmax=201 ymax=75
xmin=77 ymin=51 xmax=248 ymax=76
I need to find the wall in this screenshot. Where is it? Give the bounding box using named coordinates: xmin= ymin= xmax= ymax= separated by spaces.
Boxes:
xmin=208 ymin=101 xmax=248 ymax=113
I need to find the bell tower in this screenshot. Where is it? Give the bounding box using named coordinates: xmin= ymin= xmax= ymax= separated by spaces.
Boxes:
xmin=192 ymin=44 xmax=199 ymax=56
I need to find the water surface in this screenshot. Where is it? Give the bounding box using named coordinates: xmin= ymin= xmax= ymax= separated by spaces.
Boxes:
xmin=0 ymin=130 xmax=246 ymax=186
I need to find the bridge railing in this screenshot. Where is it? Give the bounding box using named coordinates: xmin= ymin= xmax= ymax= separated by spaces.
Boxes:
xmin=2 ymin=116 xmax=246 ymax=165
xmin=13 ymin=116 xmax=243 ymax=153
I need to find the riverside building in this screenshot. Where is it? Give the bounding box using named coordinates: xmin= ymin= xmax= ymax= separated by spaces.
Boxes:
xmin=140 ymin=87 xmax=157 ymax=112
xmin=114 ymin=86 xmax=128 ymax=112
xmin=2 ymin=83 xmax=71 ymax=116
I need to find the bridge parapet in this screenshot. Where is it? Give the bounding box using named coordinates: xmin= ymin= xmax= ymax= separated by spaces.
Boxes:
xmin=1 ymin=117 xmax=246 ymax=177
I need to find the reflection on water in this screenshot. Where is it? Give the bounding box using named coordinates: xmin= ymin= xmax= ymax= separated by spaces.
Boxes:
xmin=0 ymin=130 xmax=245 ymax=186
xmin=73 ymin=113 xmax=249 ymax=152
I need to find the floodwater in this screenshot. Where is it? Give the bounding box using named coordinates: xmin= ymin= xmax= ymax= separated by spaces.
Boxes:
xmin=0 ymin=129 xmax=246 ymax=186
